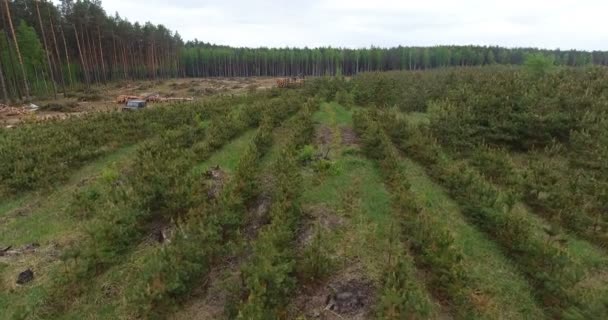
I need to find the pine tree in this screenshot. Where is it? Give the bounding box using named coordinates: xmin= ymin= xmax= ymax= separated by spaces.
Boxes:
xmin=0 ymin=52 xmax=8 ymax=103
xmin=35 ymin=0 xmax=56 ymax=98
xmin=3 ymin=0 xmax=30 ymax=100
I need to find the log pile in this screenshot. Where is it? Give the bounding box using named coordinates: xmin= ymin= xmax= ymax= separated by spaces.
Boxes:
xmin=116 ymin=95 xmax=141 ymax=104
xmin=276 ymin=77 xmax=305 ymax=88
xmin=116 ymin=94 xmax=193 ymax=104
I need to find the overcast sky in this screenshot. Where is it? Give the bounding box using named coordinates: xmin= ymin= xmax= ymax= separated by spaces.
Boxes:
xmin=77 ymin=0 xmax=608 ymax=50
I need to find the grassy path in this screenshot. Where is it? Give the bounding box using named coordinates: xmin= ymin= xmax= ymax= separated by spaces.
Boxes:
xmin=286 ymin=102 xmax=440 ymax=318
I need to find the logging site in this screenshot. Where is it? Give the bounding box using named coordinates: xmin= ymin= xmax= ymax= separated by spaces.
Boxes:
xmin=1 ymin=0 xmax=608 ymax=319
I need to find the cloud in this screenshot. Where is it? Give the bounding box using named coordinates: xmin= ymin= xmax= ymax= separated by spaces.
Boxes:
xmin=54 ymin=0 xmax=608 ymax=50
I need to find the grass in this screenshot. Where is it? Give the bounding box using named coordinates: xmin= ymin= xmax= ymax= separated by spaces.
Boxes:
xmin=301 ymin=155 xmax=391 ymax=225
xmin=304 ymin=102 xmax=391 ymax=224
xmin=292 ymin=102 xmax=440 ymax=317
xmin=192 ymin=129 xmax=257 ymax=175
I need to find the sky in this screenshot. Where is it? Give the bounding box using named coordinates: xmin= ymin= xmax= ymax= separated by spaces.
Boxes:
xmin=64 ymin=0 xmax=608 ymax=50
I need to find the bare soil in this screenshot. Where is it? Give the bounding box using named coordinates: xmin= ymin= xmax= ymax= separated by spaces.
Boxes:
xmin=297 ymin=204 xmax=344 ymax=247
xmin=316 ymin=125 xmax=333 ymax=145
xmin=340 ymin=126 xmax=360 ymax=146
xmin=0 ymin=241 xmax=63 ymax=290
xmin=289 ymin=264 xmax=376 ymax=319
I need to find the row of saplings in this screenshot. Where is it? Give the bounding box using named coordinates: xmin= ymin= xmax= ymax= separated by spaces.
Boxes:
xmin=355 ymin=109 xmax=484 ymax=318
xmin=11 ymin=91 xmax=306 ymax=319
xmin=227 ymin=100 xmax=317 ymax=319
xmin=0 ymin=96 xmax=230 ymax=196
xmin=376 ymin=109 xmax=607 ymax=318
xmin=347 ymin=67 xmax=608 ymax=245
xmin=427 ymin=99 xmax=608 ymax=250
xmin=127 ymin=97 xmax=316 ymax=318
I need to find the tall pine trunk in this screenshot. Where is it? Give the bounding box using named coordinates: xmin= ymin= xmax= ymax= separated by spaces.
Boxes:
xmin=97 ymin=25 xmax=106 ymax=83
xmin=2 ymin=30 xmax=22 ymax=99
xmin=84 ymin=27 xmax=100 ymax=84
xmin=46 ymin=5 xmax=66 ymax=93
xmin=3 ymin=0 xmax=30 ymax=100
xmin=73 ymin=24 xmax=90 ymax=87
xmin=35 ymin=0 xmax=56 ymax=99
xmin=58 ymin=22 xmax=73 ymax=87
xmin=0 ymin=54 xmax=8 ymax=104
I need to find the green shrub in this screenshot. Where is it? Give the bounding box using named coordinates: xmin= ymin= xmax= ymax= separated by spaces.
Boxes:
xmin=524 ymin=53 xmax=555 ymax=77
xmin=297 ymin=223 xmax=333 ymax=283
xmin=297 ymin=144 xmax=315 ymax=164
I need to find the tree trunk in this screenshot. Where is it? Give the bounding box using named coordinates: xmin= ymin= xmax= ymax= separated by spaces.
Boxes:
xmin=2 ymin=29 xmax=22 ymax=100
xmin=3 ymin=0 xmax=30 ymax=100
xmin=58 ymin=22 xmax=73 ymax=87
xmin=73 ymin=24 xmax=90 ymax=86
xmin=120 ymin=40 xmax=128 ymax=79
xmin=97 ymin=25 xmax=106 ymax=82
xmin=35 ymin=0 xmax=57 ymax=99
xmin=0 ymin=51 xmax=9 ymax=104
xmin=111 ymin=32 xmax=118 ymax=79
xmin=46 ymin=5 xmax=66 ymax=93
xmin=84 ymin=26 xmax=100 ymax=84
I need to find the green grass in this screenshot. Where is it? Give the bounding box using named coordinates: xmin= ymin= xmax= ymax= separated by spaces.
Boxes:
xmin=304 ymin=102 xmax=389 ymax=223
xmin=301 ymin=155 xmax=391 ymax=225
xmin=294 ymin=102 xmax=440 ymax=317
xmin=192 ymin=129 xmax=257 ymax=175
xmin=313 ymin=101 xmax=352 ymax=126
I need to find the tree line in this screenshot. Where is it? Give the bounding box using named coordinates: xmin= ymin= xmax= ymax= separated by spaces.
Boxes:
xmin=1 ymin=0 xmax=182 ymax=102
xmin=2 ymin=0 xmax=608 ymax=103
xmin=180 ymin=43 xmax=608 ymax=78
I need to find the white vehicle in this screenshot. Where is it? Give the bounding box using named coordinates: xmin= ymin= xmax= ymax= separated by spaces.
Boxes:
xmin=123 ymin=99 xmax=147 ymax=111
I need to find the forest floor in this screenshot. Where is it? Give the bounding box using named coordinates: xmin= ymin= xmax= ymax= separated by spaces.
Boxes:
xmin=0 ymin=77 xmax=279 ymax=127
